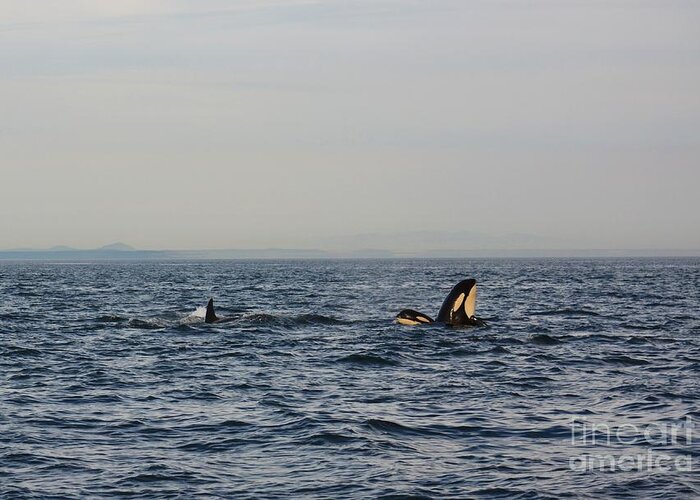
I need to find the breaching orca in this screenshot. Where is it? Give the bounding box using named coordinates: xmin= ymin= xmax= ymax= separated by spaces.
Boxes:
xmin=396 ymin=278 xmax=485 ymax=327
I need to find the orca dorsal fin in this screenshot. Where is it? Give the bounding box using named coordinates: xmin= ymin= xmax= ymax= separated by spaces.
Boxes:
xmin=205 ymin=298 xmax=218 ymax=323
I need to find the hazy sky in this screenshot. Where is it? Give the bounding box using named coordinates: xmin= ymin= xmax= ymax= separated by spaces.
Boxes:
xmin=1 ymin=0 xmax=699 ymax=250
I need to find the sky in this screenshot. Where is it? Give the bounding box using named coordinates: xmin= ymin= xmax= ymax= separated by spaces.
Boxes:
xmin=1 ymin=0 xmax=699 ymax=251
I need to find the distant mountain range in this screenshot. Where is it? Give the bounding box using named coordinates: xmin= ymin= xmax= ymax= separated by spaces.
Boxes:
xmin=0 ymin=240 xmax=698 ymax=260
xmin=46 ymin=242 xmax=136 ymax=252
xmin=0 ymin=242 xmax=158 ymax=260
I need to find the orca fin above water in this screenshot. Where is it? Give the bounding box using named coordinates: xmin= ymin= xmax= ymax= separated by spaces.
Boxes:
xmin=205 ymin=298 xmax=218 ymax=324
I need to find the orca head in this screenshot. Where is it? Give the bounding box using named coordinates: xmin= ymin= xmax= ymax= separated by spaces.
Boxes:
xmin=435 ymin=278 xmax=478 ymax=325
xmin=205 ymin=298 xmax=218 ymax=324
xmin=395 ymin=309 xmax=434 ymax=326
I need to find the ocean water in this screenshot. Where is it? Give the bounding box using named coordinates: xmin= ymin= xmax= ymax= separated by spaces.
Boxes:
xmin=1 ymin=258 xmax=699 ymax=498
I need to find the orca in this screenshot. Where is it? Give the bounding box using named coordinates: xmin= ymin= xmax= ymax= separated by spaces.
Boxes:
xmin=396 ymin=309 xmax=434 ymax=326
xmin=396 ymin=278 xmax=485 ymax=327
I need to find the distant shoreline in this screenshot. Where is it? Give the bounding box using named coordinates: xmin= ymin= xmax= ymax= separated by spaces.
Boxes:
xmin=1 ymin=249 xmax=699 ymax=260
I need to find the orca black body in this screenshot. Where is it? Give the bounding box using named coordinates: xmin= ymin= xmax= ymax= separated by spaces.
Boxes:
xmin=396 ymin=278 xmax=485 ymax=327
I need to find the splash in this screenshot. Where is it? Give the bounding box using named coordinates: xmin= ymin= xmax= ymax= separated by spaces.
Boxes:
xmin=180 ymin=306 xmax=207 ymax=324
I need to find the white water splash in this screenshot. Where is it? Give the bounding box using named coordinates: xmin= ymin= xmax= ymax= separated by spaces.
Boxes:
xmin=180 ymin=306 xmax=207 ymax=324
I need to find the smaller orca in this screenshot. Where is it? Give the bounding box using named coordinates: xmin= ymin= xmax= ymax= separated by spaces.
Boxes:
xmin=396 ymin=278 xmax=485 ymax=327
xmin=395 ymin=309 xmax=434 ymax=326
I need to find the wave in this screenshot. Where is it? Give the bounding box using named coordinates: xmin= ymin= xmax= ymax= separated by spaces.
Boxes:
xmin=488 ymin=346 xmax=511 ymax=354
xmin=233 ymin=313 xmax=348 ymax=329
xmin=445 ymin=348 xmax=480 ymax=357
xmin=127 ymin=318 xmax=166 ymax=330
xmin=366 ymin=418 xmax=419 ymax=435
xmin=303 ymin=431 xmax=359 ymax=446
xmin=364 ymin=418 xmax=570 ymax=441
xmin=96 ymin=315 xmax=127 ymax=323
xmin=507 ymin=375 xmax=557 ymax=388
xmin=365 ymin=418 xmax=486 ymax=439
xmin=57 ymin=393 xmax=124 ymax=404
xmin=337 ymin=353 xmax=399 ymax=366
xmin=615 ymin=400 xmax=672 ymax=412
xmin=530 ymin=308 xmax=601 ymax=317
xmin=176 ymin=419 xmax=253 ymax=433
xmin=604 ymin=355 xmax=650 ymax=366
xmin=528 ymin=334 xmax=562 ymax=345
xmin=1 ymin=345 xmax=42 ymax=357
xmin=475 ymin=335 xmax=526 ymax=345
xmin=620 ymin=321 xmax=666 ymax=331
xmin=2 ymin=452 xmax=56 ymax=466
xmin=568 ymin=333 xmax=619 ymax=343
xmin=176 ymin=436 xmax=263 ymax=453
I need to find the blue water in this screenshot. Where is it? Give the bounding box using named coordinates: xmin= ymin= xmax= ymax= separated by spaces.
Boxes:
xmin=1 ymin=258 xmax=699 ymax=498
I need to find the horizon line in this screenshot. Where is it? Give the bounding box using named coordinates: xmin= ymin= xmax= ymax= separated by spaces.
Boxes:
xmin=1 ymin=246 xmax=699 ymax=260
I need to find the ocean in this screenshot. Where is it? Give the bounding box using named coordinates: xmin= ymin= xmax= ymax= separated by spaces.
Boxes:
xmin=1 ymin=258 xmax=698 ymax=498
